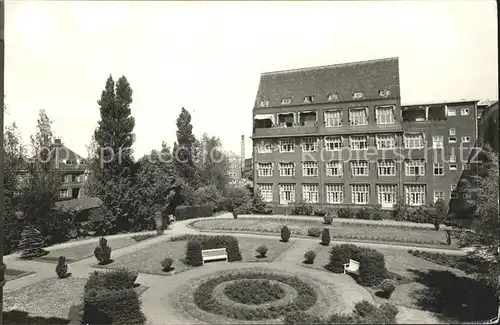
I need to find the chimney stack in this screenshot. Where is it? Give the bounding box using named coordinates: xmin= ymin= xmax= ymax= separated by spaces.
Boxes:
xmin=54 ymin=139 xmax=62 ymax=146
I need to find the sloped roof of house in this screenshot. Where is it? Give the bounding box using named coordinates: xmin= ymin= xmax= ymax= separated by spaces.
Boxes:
xmin=54 ymin=197 xmax=102 ymax=212
xmin=254 ymin=57 xmax=400 ymax=108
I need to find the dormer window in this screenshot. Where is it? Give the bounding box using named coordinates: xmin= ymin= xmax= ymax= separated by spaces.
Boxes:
xmin=259 ymin=100 xmax=265 ymax=107
xmin=379 ymin=89 xmax=390 ymax=98
xmin=304 ymin=96 xmax=313 ymax=103
xmin=327 ymin=93 xmax=338 ymax=101
xmin=353 ymin=92 xmax=364 ymax=100
xmin=281 ymin=98 xmax=291 ymax=105
xmin=259 ymin=100 xmax=270 ymax=107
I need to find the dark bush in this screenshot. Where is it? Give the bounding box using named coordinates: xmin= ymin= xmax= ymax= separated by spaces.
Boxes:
xmin=84 ymin=269 xmax=138 ymax=292
xmin=181 ymin=235 xmax=243 ymax=263
xmin=353 ymin=300 xmax=379 ymax=317
xmin=224 ymin=186 xmax=253 ymax=214
xmin=323 ymin=215 xmax=334 ymax=225
xmin=405 ymin=206 xmax=432 ymax=223
xmin=284 ymin=311 xmax=323 ymax=325
xmin=376 ymin=279 xmax=397 ymax=298
xmin=185 ymin=239 xmax=203 ymax=266
xmin=281 ymin=226 xmax=291 ymax=242
xmin=161 ymin=258 xmax=173 ymax=271
xmin=321 ymin=228 xmax=331 ymax=246
xmin=232 ymin=211 xmax=238 ymax=219
xmin=369 ymin=206 xmax=383 ymax=220
xmin=307 ymin=227 xmax=321 ymax=237
xmin=224 ymin=279 xmax=285 ymax=304
xmin=94 ymin=237 xmax=112 ymax=265
xmin=192 ymin=185 xmax=224 ymax=212
xmin=337 ymin=207 xmax=355 ymax=219
xmin=445 ymin=230 xmax=452 ymax=245
xmin=253 ymin=188 xmax=273 ymax=214
xmin=355 ymin=208 xmax=371 ymax=220
xmin=175 ymin=205 xmax=213 ymax=221
xmin=314 ymin=208 xmax=326 ymax=217
xmin=358 ymin=250 xmax=388 ymax=287
xmin=326 ymin=244 xmax=366 ymax=273
xmin=256 ymin=244 xmax=268 ymax=257
xmin=292 ymin=202 xmax=313 ymax=216
xmin=304 ymin=250 xmax=316 ymax=264
xmin=55 ymin=256 xmax=68 ymax=279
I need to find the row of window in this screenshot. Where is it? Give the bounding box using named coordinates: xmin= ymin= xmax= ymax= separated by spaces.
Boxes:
xmin=256 ymin=134 xmax=471 ymax=153
xmin=258 ymin=183 xmax=459 ymax=206
xmin=62 ymin=173 xmax=87 ymax=183
xmin=259 ymin=90 xmax=391 ymax=108
xmin=257 ymin=161 xmax=469 ymax=177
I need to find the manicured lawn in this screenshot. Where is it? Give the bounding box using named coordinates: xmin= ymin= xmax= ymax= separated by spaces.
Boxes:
xmin=38 ymin=237 xmax=137 ymax=263
xmin=3 ymin=277 xmax=148 ymax=320
xmin=99 ymin=236 xmax=294 ymax=276
xmin=5 ymin=268 xmax=35 ymax=282
xmin=191 ymin=218 xmax=458 ymax=248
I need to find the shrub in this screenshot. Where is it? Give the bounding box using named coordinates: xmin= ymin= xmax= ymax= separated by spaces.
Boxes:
xmin=84 ymin=269 xmax=138 ymax=292
xmin=284 ymin=311 xmax=323 ymax=325
xmin=154 ymin=212 xmax=164 ymax=235
xmin=314 ymin=208 xmax=326 ymax=217
xmin=432 ymin=198 xmax=448 ymax=230
xmin=369 ymin=206 xmax=383 ymax=220
xmin=182 ymin=235 xmax=243 ymax=264
xmin=185 ymin=239 xmax=203 ymax=266
xmin=405 ymin=206 xmax=432 ymax=223
xmin=323 ymin=215 xmax=334 ymax=225
xmin=377 ymin=279 xmax=397 ymax=298
xmin=232 ymin=211 xmax=238 ymax=219
xmin=94 ymin=237 xmax=112 ymax=265
xmin=355 ymin=302 xmax=399 ymax=324
xmin=175 ymin=205 xmax=213 ymax=221
xmin=307 ymin=227 xmax=321 ymax=237
xmin=391 ymin=196 xmax=406 ymax=221
xmin=281 ymin=226 xmax=291 ymax=242
xmin=192 ymin=185 xmax=224 ymax=212
xmin=224 ymin=279 xmax=285 ymax=304
xmin=55 ymin=256 xmax=68 ymax=279
xmin=18 ymin=226 xmax=48 ymax=259
xmin=304 ymin=250 xmax=316 ymax=264
xmin=326 ymin=244 xmax=366 ymax=273
xmin=161 ymin=258 xmax=173 ymax=271
xmin=321 ymin=228 xmax=331 ymax=246
xmin=355 ymin=208 xmax=371 ymax=220
xmin=224 ymin=186 xmax=253 ymax=214
xmin=358 ymin=250 xmax=388 ymax=287
xmin=337 ymin=207 xmax=355 ymax=219
xmin=253 ymin=188 xmax=273 ymax=214
xmin=256 ymin=244 xmax=268 ymax=257
xmin=354 ymin=300 xmax=379 ymax=318
xmin=445 ymin=229 xmax=452 ymax=245
xmin=292 ymin=202 xmax=313 ymax=216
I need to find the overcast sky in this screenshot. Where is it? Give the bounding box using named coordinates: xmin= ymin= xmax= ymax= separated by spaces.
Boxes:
xmin=5 ymin=0 xmax=498 ymax=159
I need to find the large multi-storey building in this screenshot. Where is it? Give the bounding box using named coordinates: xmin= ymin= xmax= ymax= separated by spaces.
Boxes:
xmin=251 ymin=57 xmax=480 ymax=209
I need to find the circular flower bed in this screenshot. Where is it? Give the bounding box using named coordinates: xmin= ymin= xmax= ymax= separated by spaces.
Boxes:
xmin=224 ymin=279 xmax=286 ymax=305
xmin=193 ymin=271 xmax=317 ymax=320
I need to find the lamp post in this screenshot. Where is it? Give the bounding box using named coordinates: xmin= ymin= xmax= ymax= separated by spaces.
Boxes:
xmin=0 ymin=0 xmax=5 ymax=323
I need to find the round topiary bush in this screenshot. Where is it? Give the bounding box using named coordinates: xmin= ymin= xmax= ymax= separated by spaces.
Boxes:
xmin=307 ymin=227 xmax=321 ymax=237
xmin=224 ymin=279 xmax=286 ymax=305
xmin=304 ymin=250 xmax=316 ymax=264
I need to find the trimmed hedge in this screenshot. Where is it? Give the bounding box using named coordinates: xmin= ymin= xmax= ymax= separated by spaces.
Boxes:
xmin=181 ymin=235 xmax=242 ymax=265
xmin=82 ymin=269 xmax=145 ymax=325
xmin=175 ymin=205 xmax=213 ymax=221
xmin=307 ymin=227 xmax=321 ymax=237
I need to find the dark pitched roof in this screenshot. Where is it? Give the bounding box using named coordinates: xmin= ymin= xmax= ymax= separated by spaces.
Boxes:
xmin=254 ymin=57 xmax=400 ymax=108
xmin=54 ymin=197 xmax=102 ymax=212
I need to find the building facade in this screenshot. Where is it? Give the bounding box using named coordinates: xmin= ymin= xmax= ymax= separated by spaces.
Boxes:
xmin=251 ymin=57 xmax=479 ymax=209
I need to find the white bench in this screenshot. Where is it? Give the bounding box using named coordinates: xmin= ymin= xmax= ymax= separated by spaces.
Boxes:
xmin=343 ymin=259 xmax=360 ymax=275
xmin=202 ymin=248 xmax=228 ymax=265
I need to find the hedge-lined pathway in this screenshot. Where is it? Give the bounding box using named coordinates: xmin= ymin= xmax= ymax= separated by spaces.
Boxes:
xmin=3 ymin=212 xmax=450 ymax=324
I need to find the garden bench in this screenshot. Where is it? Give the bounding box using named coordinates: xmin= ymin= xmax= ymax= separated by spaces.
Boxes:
xmin=343 ymin=259 xmax=360 ymax=275
xmin=202 ymin=248 xmax=228 ymax=265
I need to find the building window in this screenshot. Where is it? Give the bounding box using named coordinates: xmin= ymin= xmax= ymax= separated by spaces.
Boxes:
xmin=257 ymin=163 xmax=273 ymax=177
xmin=351 ymin=161 xmax=369 ymax=176
xmin=327 ymin=93 xmax=338 ymax=101
xmin=449 ymin=137 xmax=457 ymax=144
xmin=376 ymin=135 xmax=396 ymax=149
xmin=279 ymin=162 xmax=295 ymax=176
xmin=405 ymin=184 xmax=426 ymax=206
xmin=326 ymin=161 xmax=343 ymax=176
xmin=432 ymin=136 xmax=444 ymax=148
xmin=405 ymin=160 xmax=425 ymax=176
xmin=462 ymin=163 xmax=470 ymax=170
xmin=256 ymin=140 xmax=273 ymax=153
xmin=449 ymin=128 xmax=456 ymax=136
xmin=304 ymin=96 xmax=313 ymax=103
xmin=302 ymin=184 xmax=319 ymax=203
xmin=353 ymin=92 xmax=364 ymax=100
xmin=451 ymin=192 xmax=458 ymax=199
xmin=59 ymin=189 xmax=68 ymax=198
xmin=377 ymin=184 xmax=397 ymax=206
xmin=433 ymin=163 xmax=444 ymax=176
xmin=450 ymin=155 xmax=456 ymax=163
xmin=461 ymin=108 xmax=470 ymax=116
xmin=448 ymin=108 xmax=456 ymax=116
xmin=301 ymin=137 xmax=318 ymax=152
xmin=65 ymin=175 xmax=72 ymax=183
xmin=449 ymin=164 xmax=458 ymax=171
xmin=279 ymin=184 xmax=296 ymax=204
xmin=325 ymin=136 xmax=342 ymax=151
xmin=302 ymin=161 xmax=318 ymax=177
xmin=376 ymin=106 xmax=395 ymax=124
xmin=258 ymin=184 xmax=273 ymax=202
xmin=324 ymin=110 xmax=342 ymax=127
xmin=461 ymin=136 xmax=470 ymax=143
xmin=352 ymin=184 xmax=369 ymax=204
xmin=349 ymin=107 xmax=368 ymax=126
xmin=378 ymin=160 xmax=396 ymax=176
xmin=279 ymin=139 xmax=295 ymax=152
xmin=326 ymin=184 xmax=343 ymax=204
xmin=281 ymin=98 xmax=291 ymax=105
xmin=404 ymin=133 xmax=425 ymax=149
xmin=433 ymin=191 xmax=445 ymax=203
xmin=379 ymin=89 xmax=391 ymax=98
xmin=349 ymin=135 xmax=368 ymax=150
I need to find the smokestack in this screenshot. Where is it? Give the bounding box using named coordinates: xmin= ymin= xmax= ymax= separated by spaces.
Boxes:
xmin=54 ymin=138 xmax=62 ymax=146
